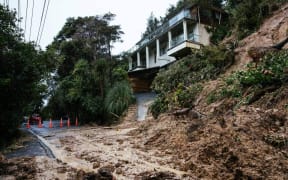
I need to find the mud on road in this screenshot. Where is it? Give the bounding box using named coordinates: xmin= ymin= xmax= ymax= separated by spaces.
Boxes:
xmin=31 ymin=120 xmax=191 ymax=179
xmin=1 ymin=118 xmax=192 ymax=179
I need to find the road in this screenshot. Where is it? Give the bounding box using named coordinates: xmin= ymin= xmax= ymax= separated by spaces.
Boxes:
xmin=20 ymin=118 xmax=192 ymax=179
xmin=4 ymin=119 xmax=77 ymax=159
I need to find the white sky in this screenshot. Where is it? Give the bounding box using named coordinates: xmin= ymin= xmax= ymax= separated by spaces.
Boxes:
xmin=6 ymin=0 xmax=179 ymax=54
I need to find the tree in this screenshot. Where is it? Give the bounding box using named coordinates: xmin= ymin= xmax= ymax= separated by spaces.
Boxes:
xmin=142 ymin=13 xmax=160 ymax=38
xmin=225 ymin=0 xmax=285 ymax=39
xmin=54 ymin=13 xmax=123 ymax=60
xmin=45 ymin=13 xmax=133 ymax=124
xmin=0 ymin=5 xmax=47 ymax=147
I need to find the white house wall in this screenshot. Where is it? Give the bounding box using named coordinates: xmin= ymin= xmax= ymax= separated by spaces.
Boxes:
xmin=193 ymin=24 xmax=200 ymax=42
xmin=148 ymin=49 xmax=175 ymax=67
xmin=148 ymin=50 xmax=157 ymax=67
xmin=129 ymin=20 xmax=211 ymax=71
xmin=158 ymin=54 xmax=176 ymax=66
xmin=198 ymin=23 xmax=210 ymax=46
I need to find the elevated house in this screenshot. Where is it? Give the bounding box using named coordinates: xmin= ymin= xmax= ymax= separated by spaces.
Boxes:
xmin=128 ymin=4 xmax=226 ymax=92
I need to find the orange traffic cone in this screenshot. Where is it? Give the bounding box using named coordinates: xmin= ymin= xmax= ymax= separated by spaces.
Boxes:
xmin=67 ymin=117 xmax=70 ymax=128
xmin=49 ymin=118 xmax=53 ymax=128
xmin=26 ymin=119 xmax=31 ymax=129
xmin=38 ymin=117 xmax=43 ymax=128
xmin=75 ymin=117 xmax=78 ymax=127
xmin=60 ymin=117 xmax=63 ymax=128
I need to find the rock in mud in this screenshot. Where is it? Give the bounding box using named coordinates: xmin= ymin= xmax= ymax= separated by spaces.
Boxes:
xmin=138 ymin=171 xmax=178 ymax=180
xmin=0 ymin=156 xmax=37 ymax=180
xmin=115 ymin=168 xmax=123 ymax=175
xmin=98 ymin=166 xmax=114 ymax=178
xmin=92 ymin=162 xmax=100 ymax=169
xmin=57 ymin=166 xmax=67 ymax=173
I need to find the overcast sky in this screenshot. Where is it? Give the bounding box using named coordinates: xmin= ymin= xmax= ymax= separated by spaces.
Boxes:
xmin=7 ymin=0 xmax=179 ymax=54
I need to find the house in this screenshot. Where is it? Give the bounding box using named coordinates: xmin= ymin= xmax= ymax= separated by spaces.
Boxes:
xmin=128 ymin=4 xmax=226 ymax=92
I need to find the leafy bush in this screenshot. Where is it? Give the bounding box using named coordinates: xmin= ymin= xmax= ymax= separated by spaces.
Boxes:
xmin=152 ymin=46 xmax=234 ymax=94
xmin=226 ymin=0 xmax=285 ymax=40
xmin=151 ymin=46 xmax=234 ymax=117
xmin=149 ymin=94 xmax=169 ymax=119
xmin=168 ymin=83 xmax=203 ymax=108
xmin=210 ymin=50 xmax=288 ymax=104
xmin=104 ymin=82 xmax=134 ymax=119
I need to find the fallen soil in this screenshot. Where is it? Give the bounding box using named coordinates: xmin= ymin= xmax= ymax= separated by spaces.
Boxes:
xmin=1 ymin=3 xmax=288 ymax=180
xmin=33 ymin=119 xmax=192 ymax=179
xmin=1 ymin=118 xmax=192 ymax=179
xmin=226 ymin=3 xmax=288 ymax=73
xmin=2 ymin=97 xmax=287 ymax=179
xmin=132 ymin=104 xmax=288 ymax=179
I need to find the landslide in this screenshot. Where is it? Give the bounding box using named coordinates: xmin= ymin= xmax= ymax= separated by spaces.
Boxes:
xmin=132 ymin=3 xmax=288 ymax=179
xmin=231 ymin=3 xmax=288 ymax=71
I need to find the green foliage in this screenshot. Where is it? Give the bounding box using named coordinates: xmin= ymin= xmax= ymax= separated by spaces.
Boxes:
xmin=225 ymin=0 xmax=285 ymax=39
xmin=44 ymin=13 xmax=133 ymax=124
xmin=104 ymin=82 xmax=134 ymax=119
xmin=169 ymin=83 xmax=203 ymax=108
xmin=209 ymin=50 xmax=288 ymax=104
xmin=150 ymin=95 xmax=169 ymax=119
xmin=142 ymin=13 xmax=160 ymax=38
xmin=111 ymin=67 xmax=128 ymax=82
xmin=0 ymin=5 xmax=49 ymax=147
xmin=152 ymin=46 xmax=233 ymax=93
xmin=152 ymin=59 xmax=190 ymax=93
xmin=50 ymin=13 xmax=123 ymax=80
xmin=46 ymin=57 xmax=132 ymax=123
xmin=151 ymin=46 xmax=233 ymax=117
xmin=238 ymin=51 xmax=288 ymax=86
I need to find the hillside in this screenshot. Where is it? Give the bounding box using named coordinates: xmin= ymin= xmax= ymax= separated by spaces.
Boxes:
xmin=131 ymin=3 xmax=288 ymax=179
xmin=1 ymin=2 xmax=288 ymax=180
xmin=231 ymin=3 xmax=288 ymax=72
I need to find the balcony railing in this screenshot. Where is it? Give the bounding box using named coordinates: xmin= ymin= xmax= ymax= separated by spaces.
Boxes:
xmin=132 ymin=9 xmax=195 ymax=51
xmin=170 ymin=33 xmax=200 ymax=49
xmin=188 ymin=33 xmax=200 ymax=42
xmin=129 ymin=65 xmax=147 ymax=71
xmin=171 ymin=34 xmax=184 ymax=47
xmin=169 ymin=9 xmax=192 ymax=27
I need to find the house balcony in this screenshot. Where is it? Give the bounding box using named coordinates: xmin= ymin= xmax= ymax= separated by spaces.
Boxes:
xmin=167 ymin=33 xmax=201 ymax=57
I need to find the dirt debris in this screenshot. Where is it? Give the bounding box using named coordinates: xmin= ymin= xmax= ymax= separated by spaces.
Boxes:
xmin=2 ymin=4 xmax=288 ymax=180
xmin=136 ymin=171 xmax=179 ymax=180
xmin=133 ymin=103 xmax=288 ymax=179
xmin=0 ymin=155 xmax=37 ymax=180
xmin=230 ymin=3 xmax=288 ymax=72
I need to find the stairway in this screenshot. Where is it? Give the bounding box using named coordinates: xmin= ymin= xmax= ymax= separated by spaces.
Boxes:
xmin=122 ymin=104 xmax=137 ymax=122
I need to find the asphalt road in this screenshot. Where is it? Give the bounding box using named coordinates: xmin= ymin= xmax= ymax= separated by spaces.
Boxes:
xmin=4 ymin=128 xmax=54 ymax=159
xmin=4 ymin=119 xmax=78 ymax=159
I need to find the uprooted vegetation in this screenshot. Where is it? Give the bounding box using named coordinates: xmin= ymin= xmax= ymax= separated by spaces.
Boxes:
xmin=150 ymin=45 xmax=234 ymax=118
xmin=207 ymin=50 xmax=288 ymax=107
xmin=136 ymin=50 xmax=288 ymax=179
xmin=143 ymin=3 xmax=288 ymax=178
xmin=133 ymin=104 xmax=288 ymax=179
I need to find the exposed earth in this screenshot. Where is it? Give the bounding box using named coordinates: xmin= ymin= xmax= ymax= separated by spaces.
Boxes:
xmin=1 ymin=3 xmax=288 ymax=180
xmin=1 ymin=98 xmax=288 ymax=179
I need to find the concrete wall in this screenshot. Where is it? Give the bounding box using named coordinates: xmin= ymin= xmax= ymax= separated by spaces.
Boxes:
xmin=197 ymin=23 xmax=210 ymax=46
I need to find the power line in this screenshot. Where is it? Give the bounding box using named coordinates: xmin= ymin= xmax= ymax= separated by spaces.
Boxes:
xmin=29 ymin=0 xmax=34 ymax=41
xmin=17 ymin=0 xmax=21 ymax=30
xmin=38 ymin=0 xmax=50 ymax=45
xmin=36 ymin=0 xmax=47 ymax=45
xmin=24 ymin=0 xmax=28 ymax=40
